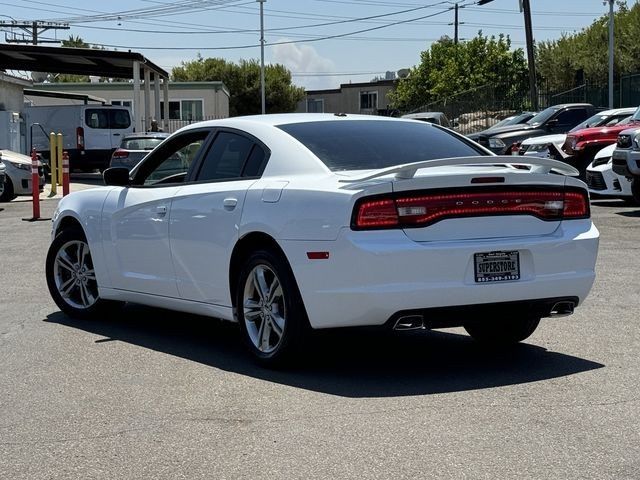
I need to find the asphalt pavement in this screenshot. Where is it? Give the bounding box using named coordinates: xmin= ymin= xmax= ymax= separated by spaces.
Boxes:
xmin=1 ymin=190 xmax=639 ymax=479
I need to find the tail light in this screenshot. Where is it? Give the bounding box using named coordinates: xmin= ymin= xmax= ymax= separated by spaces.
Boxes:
xmin=352 ymin=187 xmax=590 ymax=230
xmin=76 ymin=127 xmax=85 ymax=150
xmin=112 ymin=149 xmax=129 ymax=159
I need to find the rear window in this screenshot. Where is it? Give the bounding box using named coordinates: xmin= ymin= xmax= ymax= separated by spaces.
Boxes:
xmin=85 ymin=109 xmax=131 ymax=130
xmin=121 ymin=137 xmax=165 ymax=151
xmin=277 ymin=120 xmax=484 ymax=171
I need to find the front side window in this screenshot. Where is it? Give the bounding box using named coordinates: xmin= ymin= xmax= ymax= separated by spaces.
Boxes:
xmin=554 ymin=109 xmax=588 ymax=129
xmin=134 ymin=130 xmax=209 ymax=186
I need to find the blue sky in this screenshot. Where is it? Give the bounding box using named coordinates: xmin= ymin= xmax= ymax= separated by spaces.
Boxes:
xmin=0 ymin=0 xmax=634 ymax=89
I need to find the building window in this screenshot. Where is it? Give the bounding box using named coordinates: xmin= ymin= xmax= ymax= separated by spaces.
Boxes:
xmin=159 ymin=100 xmax=204 ymax=121
xmin=181 ymin=99 xmax=203 ymax=121
xmin=306 ymin=98 xmax=324 ymax=113
xmin=360 ymin=91 xmax=378 ymax=110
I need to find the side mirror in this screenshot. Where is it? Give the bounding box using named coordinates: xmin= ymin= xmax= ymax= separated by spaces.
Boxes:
xmin=546 ymin=118 xmax=559 ymax=129
xmin=103 ymin=167 xmax=131 ymax=187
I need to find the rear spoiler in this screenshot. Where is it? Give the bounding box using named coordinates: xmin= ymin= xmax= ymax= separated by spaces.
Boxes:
xmin=338 ymin=155 xmax=579 ymax=183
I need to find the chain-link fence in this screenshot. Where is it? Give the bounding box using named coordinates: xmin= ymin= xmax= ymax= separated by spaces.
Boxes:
xmin=401 ymin=74 xmax=640 ymax=136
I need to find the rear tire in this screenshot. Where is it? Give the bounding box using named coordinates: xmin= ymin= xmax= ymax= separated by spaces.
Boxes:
xmin=46 ymin=226 xmax=123 ymax=319
xmin=235 ymin=249 xmax=309 ymax=367
xmin=464 ymin=315 xmax=540 ymax=345
xmin=0 ymin=176 xmax=16 ymax=202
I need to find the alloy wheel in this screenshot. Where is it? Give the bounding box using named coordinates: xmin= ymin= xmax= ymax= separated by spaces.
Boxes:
xmin=242 ymin=264 xmax=286 ymax=354
xmin=53 ymin=240 xmax=98 ymax=310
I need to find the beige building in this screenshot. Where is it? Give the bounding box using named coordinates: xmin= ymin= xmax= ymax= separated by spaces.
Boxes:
xmin=296 ymin=79 xmax=396 ymax=115
xmin=26 ymin=81 xmax=230 ymax=131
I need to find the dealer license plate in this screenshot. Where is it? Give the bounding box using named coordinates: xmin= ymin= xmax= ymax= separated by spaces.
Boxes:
xmin=474 ymin=251 xmax=520 ymax=283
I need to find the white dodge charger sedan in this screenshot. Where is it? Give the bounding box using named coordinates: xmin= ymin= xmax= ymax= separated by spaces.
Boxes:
xmin=46 ymin=114 xmax=599 ymax=365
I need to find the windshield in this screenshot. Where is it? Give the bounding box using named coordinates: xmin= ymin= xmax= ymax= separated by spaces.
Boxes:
xmin=278 ymin=120 xmax=486 ymax=171
xmin=630 ymin=106 xmax=640 ymax=122
xmin=121 ymin=137 xmax=165 ymax=151
xmin=526 ymin=107 xmax=560 ymax=126
xmin=568 ymin=112 xmax=635 ymax=132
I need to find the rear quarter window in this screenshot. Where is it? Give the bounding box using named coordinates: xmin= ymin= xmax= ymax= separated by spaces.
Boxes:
xmin=277 ymin=120 xmax=485 ymax=171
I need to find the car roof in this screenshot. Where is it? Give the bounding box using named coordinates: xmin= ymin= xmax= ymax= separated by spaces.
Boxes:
xmin=123 ymin=132 xmax=170 ymax=140
xmin=177 ymin=113 xmax=428 ymax=132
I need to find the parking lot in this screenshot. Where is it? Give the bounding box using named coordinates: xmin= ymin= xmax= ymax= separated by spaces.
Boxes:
xmin=1 ymin=190 xmax=639 ymax=479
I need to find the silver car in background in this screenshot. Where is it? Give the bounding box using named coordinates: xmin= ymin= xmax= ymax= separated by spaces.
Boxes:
xmin=109 ymin=132 xmax=170 ymax=171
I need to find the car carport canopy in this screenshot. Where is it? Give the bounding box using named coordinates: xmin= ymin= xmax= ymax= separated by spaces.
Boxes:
xmin=0 ymin=44 xmax=170 ymax=132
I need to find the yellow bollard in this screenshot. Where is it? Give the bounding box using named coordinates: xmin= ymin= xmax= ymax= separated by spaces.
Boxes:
xmin=49 ymin=132 xmax=57 ymax=196
xmin=56 ymin=132 xmax=63 ymax=187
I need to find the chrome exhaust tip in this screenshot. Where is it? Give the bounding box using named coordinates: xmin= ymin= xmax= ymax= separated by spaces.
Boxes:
xmin=549 ymin=301 xmax=575 ymax=317
xmin=393 ymin=315 xmax=425 ymax=331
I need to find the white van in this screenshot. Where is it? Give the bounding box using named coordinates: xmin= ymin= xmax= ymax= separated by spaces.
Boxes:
xmin=26 ymin=105 xmax=134 ymax=172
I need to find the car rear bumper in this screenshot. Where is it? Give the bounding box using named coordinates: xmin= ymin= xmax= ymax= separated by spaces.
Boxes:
xmin=282 ymin=219 xmax=599 ymax=329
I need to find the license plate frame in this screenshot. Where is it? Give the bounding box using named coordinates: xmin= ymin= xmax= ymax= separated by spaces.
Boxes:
xmin=474 ymin=251 xmax=520 ymax=283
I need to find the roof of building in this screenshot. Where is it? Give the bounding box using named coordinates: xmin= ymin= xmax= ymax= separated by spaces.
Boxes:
xmin=0 ymin=71 xmax=32 ymax=87
xmin=33 ymin=81 xmax=230 ymax=97
xmin=305 ymin=79 xmax=396 ymax=96
xmin=0 ymin=44 xmax=167 ymax=80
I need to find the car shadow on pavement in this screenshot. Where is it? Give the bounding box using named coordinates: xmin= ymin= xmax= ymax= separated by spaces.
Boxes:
xmin=45 ymin=305 xmax=604 ymax=398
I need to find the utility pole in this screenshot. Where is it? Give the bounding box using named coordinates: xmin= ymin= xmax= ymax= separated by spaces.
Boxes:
xmin=257 ymin=0 xmax=266 ymax=115
xmin=522 ymin=0 xmax=538 ymax=110
xmin=0 ymin=20 xmax=69 ymax=45
xmin=454 ymin=3 xmax=459 ymax=44
xmin=608 ymin=0 xmax=615 ymax=108
xmin=478 ymin=0 xmax=537 ymax=110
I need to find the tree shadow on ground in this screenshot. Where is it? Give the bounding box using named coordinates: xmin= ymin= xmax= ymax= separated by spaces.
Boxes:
xmin=45 ymin=304 xmax=604 ymax=398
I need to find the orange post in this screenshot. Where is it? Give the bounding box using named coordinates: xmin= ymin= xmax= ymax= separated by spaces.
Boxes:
xmin=62 ymin=151 xmax=70 ymax=196
xmin=31 ymin=148 xmax=40 ymax=219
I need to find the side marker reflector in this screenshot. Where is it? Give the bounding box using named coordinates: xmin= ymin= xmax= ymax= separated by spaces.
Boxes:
xmin=307 ymin=252 xmax=330 ymax=260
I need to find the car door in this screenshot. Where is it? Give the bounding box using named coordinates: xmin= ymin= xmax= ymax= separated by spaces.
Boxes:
xmin=101 ymin=129 xmax=211 ymax=297
xmin=109 ymin=108 xmax=133 ymax=149
xmin=170 ymin=129 xmax=269 ymax=305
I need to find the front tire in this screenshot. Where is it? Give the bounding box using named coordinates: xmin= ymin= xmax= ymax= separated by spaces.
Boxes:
xmin=0 ymin=176 xmax=16 ymax=202
xmin=46 ymin=226 xmax=121 ymax=319
xmin=464 ymin=316 xmax=540 ymax=345
xmin=235 ymin=249 xmax=308 ymax=366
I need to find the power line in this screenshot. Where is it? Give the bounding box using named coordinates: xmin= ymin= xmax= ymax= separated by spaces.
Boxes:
xmin=74 ymin=5 xmax=455 ymax=51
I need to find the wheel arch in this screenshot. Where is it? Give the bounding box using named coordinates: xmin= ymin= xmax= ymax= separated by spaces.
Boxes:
xmin=228 ymin=231 xmax=292 ymax=311
xmin=55 ymin=214 xmax=84 ymax=237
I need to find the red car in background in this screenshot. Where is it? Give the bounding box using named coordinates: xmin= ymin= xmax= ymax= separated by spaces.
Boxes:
xmin=563 ymin=106 xmax=640 ymax=172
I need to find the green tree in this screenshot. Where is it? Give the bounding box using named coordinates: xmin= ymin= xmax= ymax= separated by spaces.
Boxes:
xmin=389 ymin=32 xmax=528 ymax=112
xmin=172 ymin=56 xmax=305 ymax=116
xmin=537 ymin=1 xmax=640 ymax=90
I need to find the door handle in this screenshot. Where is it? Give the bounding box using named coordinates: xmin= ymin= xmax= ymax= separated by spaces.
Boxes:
xmin=113 ymin=133 xmax=121 ymax=136
xmin=223 ymin=197 xmax=238 ymax=210
xmin=156 ymin=205 xmax=168 ymax=216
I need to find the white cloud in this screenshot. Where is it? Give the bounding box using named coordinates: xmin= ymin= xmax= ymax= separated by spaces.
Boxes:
xmin=271 ymin=40 xmax=338 ymax=91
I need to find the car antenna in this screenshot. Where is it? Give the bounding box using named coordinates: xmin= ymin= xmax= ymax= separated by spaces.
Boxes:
xmin=334 ymin=113 xmax=347 ymax=117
